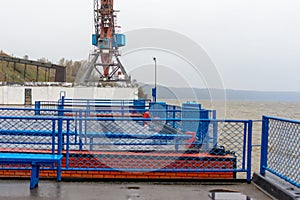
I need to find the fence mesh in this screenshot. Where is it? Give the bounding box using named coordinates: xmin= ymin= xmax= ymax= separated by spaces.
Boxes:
xmin=60 ymin=118 xmax=250 ymax=176
xmin=0 ymin=117 xmax=58 ymax=170
xmin=218 ymin=122 xmax=247 ymax=170
xmin=263 ymin=117 xmax=300 ymax=186
xmin=0 ymin=107 xmax=252 ymax=180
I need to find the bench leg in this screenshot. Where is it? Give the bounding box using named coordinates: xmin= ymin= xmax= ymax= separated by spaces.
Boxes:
xmin=30 ymin=163 xmax=40 ymax=189
xmin=56 ymin=160 xmax=62 ymax=182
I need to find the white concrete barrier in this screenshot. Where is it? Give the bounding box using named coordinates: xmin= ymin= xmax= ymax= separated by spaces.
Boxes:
xmin=0 ymin=86 xmax=138 ymax=105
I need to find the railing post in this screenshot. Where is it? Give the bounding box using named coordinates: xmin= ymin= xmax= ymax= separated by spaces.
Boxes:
xmin=57 ymin=118 xmax=63 ymax=155
xmin=57 ymin=95 xmax=64 ymax=181
xmin=57 ymin=117 xmax=63 ymax=181
xmin=58 ymin=96 xmax=65 ymax=117
xmin=66 ymin=119 xmax=70 ymax=169
xmin=79 ymin=111 xmax=83 ymax=151
xmin=212 ymin=110 xmax=217 ymax=120
xmin=260 ymin=116 xmax=269 ymax=176
xmin=212 ymin=111 xmax=218 ymax=147
xmin=34 ymin=101 xmax=41 ymax=115
xmin=52 ymin=120 xmax=56 ymax=155
xmin=211 ymin=121 xmax=218 ymax=147
xmin=247 ymin=120 xmax=253 ymax=183
xmin=172 ymin=106 xmax=176 ymax=128
xmin=87 ymin=99 xmax=90 ymax=115
xmin=121 ymin=101 xmax=124 ymax=117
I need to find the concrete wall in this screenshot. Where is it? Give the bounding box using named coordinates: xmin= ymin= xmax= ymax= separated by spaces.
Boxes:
xmin=0 ymin=86 xmax=138 ymax=105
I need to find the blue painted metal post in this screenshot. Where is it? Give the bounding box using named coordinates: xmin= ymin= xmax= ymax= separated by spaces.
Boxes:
xmin=172 ymin=106 xmax=176 ymax=128
xmin=58 ymin=96 xmax=65 ymax=117
xmin=66 ymin=119 xmax=70 ymax=169
xmin=199 ymin=110 xmax=209 ymax=149
xmin=242 ymin=122 xmax=247 ymax=170
xmin=79 ymin=112 xmax=83 ymax=151
xmin=152 ymin=88 xmax=156 ymax=103
xmin=51 ymin=121 xmax=56 ymax=155
xmin=153 ymin=57 xmax=157 ymax=102
xmin=86 ymin=99 xmax=91 ymax=115
xmin=247 ymin=120 xmax=253 ymax=183
xmin=84 ymin=116 xmax=88 ymax=146
xmin=30 ymin=163 xmax=40 ymax=189
xmin=121 ymin=103 xmax=124 ymax=117
xmin=57 ymin=117 xmax=63 ymax=181
xmin=212 ymin=111 xmax=218 ymax=147
xmin=34 ymin=101 xmax=41 ymax=115
xmin=260 ymin=116 xmax=269 ymax=176
xmin=57 ymin=92 xmax=64 ymax=181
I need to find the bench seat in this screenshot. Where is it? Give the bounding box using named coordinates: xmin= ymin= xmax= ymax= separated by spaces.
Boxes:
xmin=0 ymin=153 xmax=63 ymax=189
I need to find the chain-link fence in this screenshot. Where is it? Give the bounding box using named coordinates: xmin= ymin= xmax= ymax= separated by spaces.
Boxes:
xmin=0 ymin=97 xmax=254 ymax=181
xmin=0 ymin=114 xmax=252 ymax=181
xmin=63 ymin=118 xmax=251 ymax=174
xmin=36 ymin=98 xmax=148 ymax=117
xmin=261 ymin=116 xmax=300 ymax=188
xmin=0 ymin=116 xmax=62 ymax=170
xmin=0 ymin=106 xmax=62 ymax=116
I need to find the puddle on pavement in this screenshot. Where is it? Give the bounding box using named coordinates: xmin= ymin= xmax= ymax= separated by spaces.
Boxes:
xmin=126 ymin=186 xmax=141 ymax=200
xmin=209 ymin=189 xmax=252 ymax=200
xmin=126 ymin=186 xmax=140 ymax=190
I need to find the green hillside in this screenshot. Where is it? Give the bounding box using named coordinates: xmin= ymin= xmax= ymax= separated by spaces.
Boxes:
xmin=0 ymin=52 xmax=56 ymax=82
xmin=0 ymin=51 xmax=81 ymax=82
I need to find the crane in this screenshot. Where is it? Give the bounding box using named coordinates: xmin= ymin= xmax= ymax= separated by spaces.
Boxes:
xmin=80 ymin=0 xmax=130 ymax=83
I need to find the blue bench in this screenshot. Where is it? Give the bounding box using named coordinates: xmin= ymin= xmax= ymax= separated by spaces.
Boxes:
xmin=0 ymin=153 xmax=63 ymax=189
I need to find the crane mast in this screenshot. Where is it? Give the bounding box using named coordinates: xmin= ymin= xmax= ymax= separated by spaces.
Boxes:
xmin=81 ymin=0 xmax=130 ymax=83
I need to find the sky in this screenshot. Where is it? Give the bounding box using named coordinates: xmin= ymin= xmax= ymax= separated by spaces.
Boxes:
xmin=0 ymin=0 xmax=299 ymax=91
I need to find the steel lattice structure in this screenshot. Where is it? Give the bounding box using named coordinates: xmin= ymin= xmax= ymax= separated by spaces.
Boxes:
xmin=81 ymin=0 xmax=130 ymax=83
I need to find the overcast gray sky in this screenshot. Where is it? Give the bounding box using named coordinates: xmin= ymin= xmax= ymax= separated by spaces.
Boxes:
xmin=0 ymin=0 xmax=299 ymax=91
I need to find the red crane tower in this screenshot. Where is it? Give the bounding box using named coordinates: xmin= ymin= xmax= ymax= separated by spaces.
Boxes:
xmin=81 ymin=0 xmax=130 ymax=83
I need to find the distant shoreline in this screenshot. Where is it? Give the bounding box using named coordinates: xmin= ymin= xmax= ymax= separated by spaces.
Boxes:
xmin=142 ymin=85 xmax=300 ymax=102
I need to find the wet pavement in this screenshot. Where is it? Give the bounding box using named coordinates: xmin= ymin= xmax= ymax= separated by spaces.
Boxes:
xmin=0 ymin=180 xmax=272 ymax=200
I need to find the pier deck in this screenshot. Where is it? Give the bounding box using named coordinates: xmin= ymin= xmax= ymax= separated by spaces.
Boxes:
xmin=0 ymin=180 xmax=271 ymax=200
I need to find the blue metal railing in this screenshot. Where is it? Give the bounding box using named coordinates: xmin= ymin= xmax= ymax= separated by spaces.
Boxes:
xmin=0 ymin=110 xmax=253 ymax=182
xmin=36 ymin=98 xmax=216 ymax=117
xmin=0 ymin=98 xmax=252 ymax=181
xmin=62 ymin=117 xmax=252 ymax=181
xmin=261 ymin=116 xmax=300 ymax=188
xmin=60 ymin=98 xmax=148 ymax=111
xmin=0 ymin=116 xmax=62 ymax=171
xmin=36 ymin=98 xmax=149 ymax=116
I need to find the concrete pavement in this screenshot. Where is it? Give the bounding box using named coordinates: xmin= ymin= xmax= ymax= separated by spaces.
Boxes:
xmin=0 ymin=180 xmax=272 ymax=200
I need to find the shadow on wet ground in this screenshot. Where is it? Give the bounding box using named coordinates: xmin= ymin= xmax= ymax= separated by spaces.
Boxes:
xmin=0 ymin=180 xmax=272 ymax=200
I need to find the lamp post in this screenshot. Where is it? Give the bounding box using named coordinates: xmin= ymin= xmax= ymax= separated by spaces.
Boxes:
xmin=152 ymin=57 xmax=157 ymax=102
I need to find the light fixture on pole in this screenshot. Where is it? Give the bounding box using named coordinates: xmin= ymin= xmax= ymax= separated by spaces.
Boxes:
xmin=152 ymin=57 xmax=157 ymax=102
